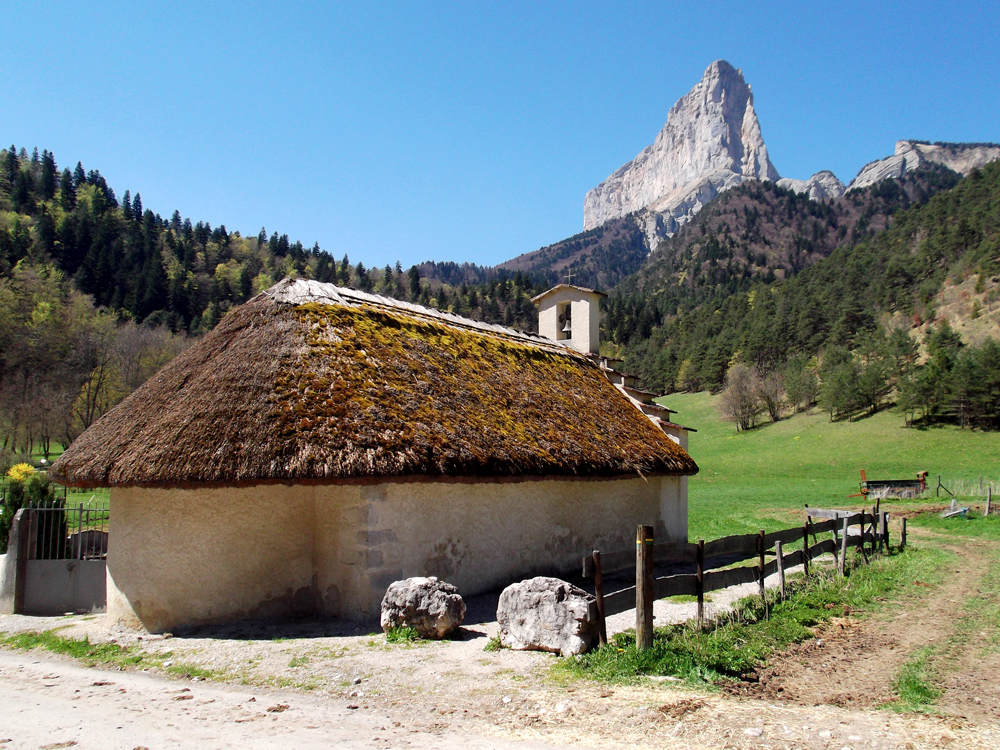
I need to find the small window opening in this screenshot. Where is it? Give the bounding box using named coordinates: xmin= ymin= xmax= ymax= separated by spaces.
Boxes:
xmin=557 ymin=302 xmax=572 ymax=340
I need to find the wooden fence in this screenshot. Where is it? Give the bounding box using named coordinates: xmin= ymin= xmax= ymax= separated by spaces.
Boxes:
xmin=583 ymin=506 xmax=899 ymax=649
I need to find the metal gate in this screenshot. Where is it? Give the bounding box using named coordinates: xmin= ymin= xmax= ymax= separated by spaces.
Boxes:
xmin=22 ymin=505 xmax=108 ymax=615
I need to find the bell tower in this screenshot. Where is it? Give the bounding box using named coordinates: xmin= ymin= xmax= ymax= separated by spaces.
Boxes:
xmin=532 ymin=282 xmax=607 ymax=355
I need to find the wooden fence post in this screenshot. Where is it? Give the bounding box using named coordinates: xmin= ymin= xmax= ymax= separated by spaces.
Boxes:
xmin=831 ymin=517 xmax=840 ymax=571
xmin=757 ymin=529 xmax=767 ymax=609
xmin=592 ymin=550 xmax=607 ymax=647
xmin=859 ymin=511 xmax=869 ymax=564
xmin=880 ymin=512 xmax=888 ymax=553
xmin=871 ymin=503 xmax=878 ymax=555
xmin=775 ymin=540 xmax=786 ymax=600
xmin=807 ymin=508 xmax=819 ymax=546
xmin=802 ymin=520 xmax=810 ymax=578
xmin=636 ymin=525 xmax=654 ymax=651
xmin=696 ymin=539 xmax=705 ymax=629
xmin=901 ymin=517 xmax=907 ymax=550
xmin=839 ymin=515 xmax=849 ymax=575
xmin=987 ymin=487 xmax=992 ymax=517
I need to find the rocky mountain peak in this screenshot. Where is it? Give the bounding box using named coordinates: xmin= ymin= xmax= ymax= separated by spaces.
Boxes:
xmin=583 ymin=60 xmax=779 ymax=236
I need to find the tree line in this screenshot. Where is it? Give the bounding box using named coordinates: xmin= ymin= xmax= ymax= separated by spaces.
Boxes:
xmin=718 ymin=320 xmax=1000 ymax=431
xmin=0 ymin=261 xmax=187 ymax=463
xmin=605 ymin=166 xmax=966 ymax=396
xmin=0 ymin=145 xmax=552 ymax=465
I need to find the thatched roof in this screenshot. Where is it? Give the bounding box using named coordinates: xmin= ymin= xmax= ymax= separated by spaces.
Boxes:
xmin=51 ymin=279 xmax=697 ymax=488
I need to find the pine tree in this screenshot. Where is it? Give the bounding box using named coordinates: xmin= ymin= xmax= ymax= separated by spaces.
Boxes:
xmin=11 ymin=168 xmax=35 ymax=213
xmin=39 ymin=150 xmax=57 ymax=200
xmin=122 ymin=190 xmax=133 ymax=221
xmin=2 ymin=146 xmax=18 ymax=188
xmin=58 ymin=169 xmax=76 ymax=211
xmin=408 ymin=266 xmax=421 ymax=300
xmin=35 ymin=205 xmax=56 ymax=255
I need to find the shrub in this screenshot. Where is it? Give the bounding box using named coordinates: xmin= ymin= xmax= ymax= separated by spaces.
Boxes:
xmin=1 ymin=471 xmax=58 ymax=554
xmin=6 ymin=463 xmax=36 ymax=483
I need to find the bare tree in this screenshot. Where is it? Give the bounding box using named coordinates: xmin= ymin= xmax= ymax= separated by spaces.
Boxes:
xmin=0 ymin=262 xmax=190 ymax=456
xmin=718 ymin=363 xmax=764 ymax=432
xmin=756 ymin=368 xmax=784 ymax=422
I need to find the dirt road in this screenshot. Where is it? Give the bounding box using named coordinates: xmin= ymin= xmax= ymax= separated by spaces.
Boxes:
xmin=1 ymin=526 xmax=997 ymax=748
xmin=0 ymin=639 xmax=995 ymax=749
xmin=0 ymin=650 xmax=579 ymax=749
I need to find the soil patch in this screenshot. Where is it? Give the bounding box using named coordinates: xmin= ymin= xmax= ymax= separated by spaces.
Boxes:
xmin=724 ymin=532 xmax=1000 ymax=719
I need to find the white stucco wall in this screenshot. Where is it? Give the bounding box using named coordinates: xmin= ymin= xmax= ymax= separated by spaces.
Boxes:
xmin=535 ymin=288 xmax=603 ymax=354
xmin=108 ymin=474 xmax=686 ymax=632
xmin=107 ymin=484 xmax=317 ymax=632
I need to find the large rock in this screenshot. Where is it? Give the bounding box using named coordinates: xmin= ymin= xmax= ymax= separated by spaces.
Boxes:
xmin=380 ymin=576 xmax=465 ymax=639
xmin=583 ymin=60 xmax=780 ymax=239
xmin=497 ymin=576 xmax=598 ymax=657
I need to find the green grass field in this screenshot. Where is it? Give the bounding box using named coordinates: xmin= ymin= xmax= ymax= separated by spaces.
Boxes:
xmin=662 ymin=392 xmax=1000 ymax=540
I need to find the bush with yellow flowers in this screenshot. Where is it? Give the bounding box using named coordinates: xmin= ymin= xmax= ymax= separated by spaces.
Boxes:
xmin=6 ymin=463 xmax=36 ymax=483
xmin=2 ymin=462 xmax=55 ymax=553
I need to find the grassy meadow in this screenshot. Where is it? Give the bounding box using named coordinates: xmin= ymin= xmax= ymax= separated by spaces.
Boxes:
xmin=564 ymin=393 xmax=1000 ymax=694
xmin=661 ymin=392 xmax=1000 ymax=540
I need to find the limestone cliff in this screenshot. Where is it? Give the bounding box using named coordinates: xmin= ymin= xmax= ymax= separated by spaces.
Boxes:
xmin=583 ymin=61 xmax=779 ymax=236
xmin=849 ymin=140 xmax=1000 ymax=190
xmin=776 ymin=170 xmax=846 ymax=201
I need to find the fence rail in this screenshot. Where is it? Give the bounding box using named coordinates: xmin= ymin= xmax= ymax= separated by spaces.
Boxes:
xmin=583 ymin=505 xmax=896 ymax=649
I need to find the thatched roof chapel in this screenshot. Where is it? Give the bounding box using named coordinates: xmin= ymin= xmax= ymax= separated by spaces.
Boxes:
xmin=51 ymin=279 xmax=697 ymax=488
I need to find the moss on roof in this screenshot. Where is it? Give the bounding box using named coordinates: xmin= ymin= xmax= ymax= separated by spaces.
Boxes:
xmin=51 ymin=282 xmax=697 ymax=487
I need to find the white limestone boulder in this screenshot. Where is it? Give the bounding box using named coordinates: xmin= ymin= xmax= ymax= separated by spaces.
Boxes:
xmin=497 ymin=576 xmax=598 ymax=657
xmin=380 ymin=576 xmax=465 ymax=639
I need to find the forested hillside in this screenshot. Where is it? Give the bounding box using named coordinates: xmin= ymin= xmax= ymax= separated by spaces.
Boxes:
xmin=0 ymin=145 xmax=545 ymax=460
xmin=497 ymin=214 xmax=650 ymax=290
xmin=605 ymin=166 xmax=967 ymax=392
xmin=615 ymin=162 xmax=1000 ymax=428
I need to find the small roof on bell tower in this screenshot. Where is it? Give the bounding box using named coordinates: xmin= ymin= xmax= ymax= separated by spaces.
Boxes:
xmin=530 ymin=283 xmax=607 ymax=305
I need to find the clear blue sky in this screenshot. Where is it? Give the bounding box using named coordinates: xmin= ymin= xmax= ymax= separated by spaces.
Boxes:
xmin=5 ymin=1 xmax=999 ymax=270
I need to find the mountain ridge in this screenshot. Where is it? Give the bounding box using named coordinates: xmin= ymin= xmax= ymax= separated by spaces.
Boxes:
xmin=604 ymin=161 xmax=1000 ymax=395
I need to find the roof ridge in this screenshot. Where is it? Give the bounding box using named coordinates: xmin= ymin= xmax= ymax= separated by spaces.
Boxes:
xmin=262 ymin=278 xmax=578 ymax=356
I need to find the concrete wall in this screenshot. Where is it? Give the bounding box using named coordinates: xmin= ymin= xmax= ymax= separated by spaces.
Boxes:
xmin=24 ymin=559 xmax=106 ymax=615
xmin=0 ymin=554 xmax=7 ymax=613
xmin=0 ymin=510 xmax=28 ymax=615
xmin=659 ymin=425 xmax=690 ymax=516
xmin=109 ymin=474 xmax=686 ymax=631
